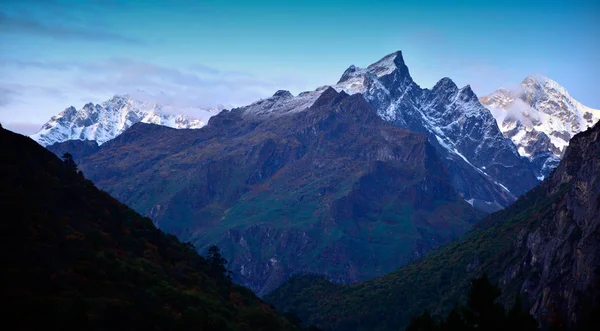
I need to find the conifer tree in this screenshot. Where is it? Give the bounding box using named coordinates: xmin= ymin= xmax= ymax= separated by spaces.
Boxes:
xmin=465 ymin=273 xmax=505 ymax=331
xmin=507 ymin=297 xmax=538 ymax=331
xmin=406 ymin=310 xmax=436 ymax=331
xmin=207 ymin=245 xmax=229 ymax=279
xmin=62 ymin=152 xmax=78 ymax=173
xmin=440 ymin=306 xmax=469 ymax=331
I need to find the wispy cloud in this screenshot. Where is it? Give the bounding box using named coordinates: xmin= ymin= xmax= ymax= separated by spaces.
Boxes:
xmin=0 ymin=11 xmax=142 ymax=44
xmin=70 ymin=58 xmax=285 ymax=112
xmin=0 ymin=81 xmax=70 ymax=112
xmin=1 ymin=121 xmax=42 ymax=135
xmin=0 ymin=57 xmax=296 ymax=118
xmin=0 ymin=80 xmax=46 ymax=132
xmin=454 ymin=64 xmax=522 ymax=96
xmin=80 ymin=58 xmax=278 ymax=88
xmin=0 ymin=86 xmax=18 ymax=107
xmin=0 ymin=59 xmax=76 ymax=70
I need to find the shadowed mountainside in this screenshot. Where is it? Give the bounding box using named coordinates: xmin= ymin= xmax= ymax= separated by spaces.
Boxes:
xmin=49 ymin=88 xmax=481 ymax=296
xmin=0 ymin=125 xmax=299 ymax=331
xmin=267 ymin=121 xmax=600 ymax=331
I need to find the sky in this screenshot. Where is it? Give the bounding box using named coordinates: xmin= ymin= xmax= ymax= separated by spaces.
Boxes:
xmin=1 ymin=0 xmax=599 ymax=134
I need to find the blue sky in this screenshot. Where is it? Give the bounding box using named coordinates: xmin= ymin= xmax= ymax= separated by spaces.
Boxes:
xmin=1 ymin=0 xmax=598 ymax=134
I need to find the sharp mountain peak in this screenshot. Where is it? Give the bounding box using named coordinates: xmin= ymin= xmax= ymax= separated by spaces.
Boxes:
xmin=338 ymin=50 xmax=410 ymax=84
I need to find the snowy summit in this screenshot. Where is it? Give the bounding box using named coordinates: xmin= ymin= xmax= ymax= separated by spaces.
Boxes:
xmin=31 ymin=95 xmax=215 ymax=146
xmin=481 ymin=74 xmax=600 ymax=178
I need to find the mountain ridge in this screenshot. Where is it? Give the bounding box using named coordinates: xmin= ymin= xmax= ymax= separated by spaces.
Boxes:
xmin=32 ymin=54 xmax=594 ymax=200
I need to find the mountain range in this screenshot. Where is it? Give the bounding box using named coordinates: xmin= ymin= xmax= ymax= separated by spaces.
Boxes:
xmin=39 ymin=50 xmax=599 ymax=298
xmin=35 ymin=54 xmax=598 ymax=213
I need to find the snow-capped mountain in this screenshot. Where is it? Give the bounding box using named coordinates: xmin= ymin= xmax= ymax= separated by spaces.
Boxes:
xmin=480 ymin=74 xmax=600 ymax=179
xmin=221 ymin=51 xmax=539 ymax=211
xmin=238 ymin=88 xmax=328 ymax=118
xmin=34 ymin=52 xmax=566 ymax=211
xmin=331 ymin=51 xmax=538 ymax=210
xmin=31 ymin=95 xmax=215 ymax=146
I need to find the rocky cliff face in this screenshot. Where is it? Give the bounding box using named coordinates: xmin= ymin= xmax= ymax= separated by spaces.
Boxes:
xmin=67 ymin=88 xmax=480 ymax=296
xmin=481 ymin=74 xmax=600 ymax=179
xmin=498 ymin=120 xmax=600 ymax=327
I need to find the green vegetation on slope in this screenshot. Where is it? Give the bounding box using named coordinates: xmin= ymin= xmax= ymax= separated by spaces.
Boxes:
xmin=269 ymin=121 xmax=600 ymax=331
xmin=265 ymin=181 xmax=570 ymax=331
xmin=0 ymin=126 xmax=299 ymax=331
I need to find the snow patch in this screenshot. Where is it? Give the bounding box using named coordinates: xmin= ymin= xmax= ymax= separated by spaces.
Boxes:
xmin=241 ymin=89 xmax=325 ymax=118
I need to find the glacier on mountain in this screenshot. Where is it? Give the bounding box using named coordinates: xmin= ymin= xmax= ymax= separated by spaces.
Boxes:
xmin=481 ymin=74 xmax=600 ymax=179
